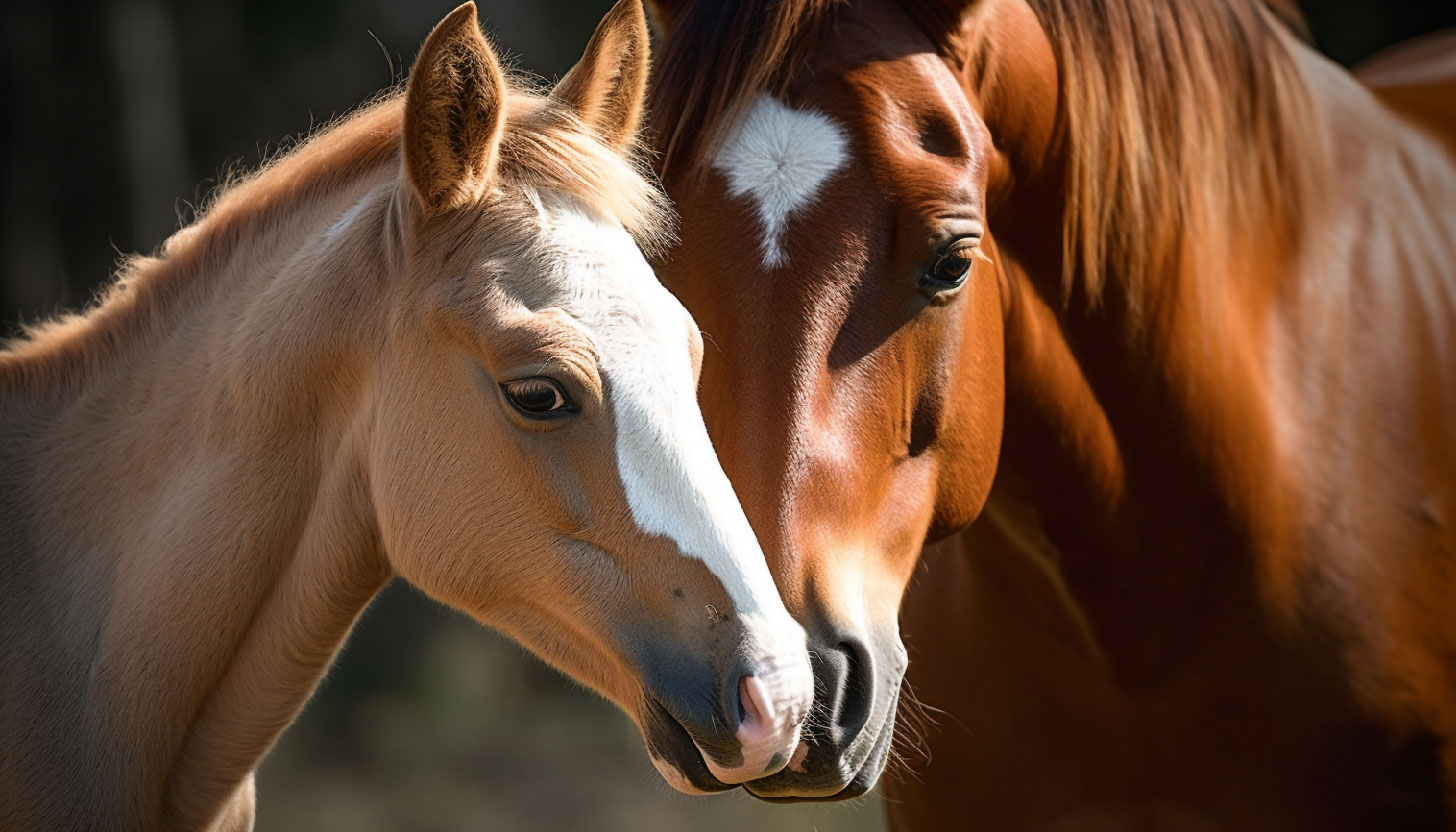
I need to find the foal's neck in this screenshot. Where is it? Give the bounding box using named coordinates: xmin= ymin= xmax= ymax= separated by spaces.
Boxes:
xmin=1 ymin=164 xmax=400 ymax=830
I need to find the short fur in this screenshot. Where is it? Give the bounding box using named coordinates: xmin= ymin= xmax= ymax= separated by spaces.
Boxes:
xmin=1 ymin=90 xmax=669 ymax=397
xmin=648 ymin=0 xmax=1456 ymax=823
xmin=0 ymin=3 xmax=814 ymax=829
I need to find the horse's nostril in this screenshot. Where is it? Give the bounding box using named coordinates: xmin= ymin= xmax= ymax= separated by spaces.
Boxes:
xmin=737 ymin=676 xmax=771 ymax=735
xmin=832 ymin=638 xmax=874 ymax=738
xmin=683 ymin=675 xmax=802 ymax=784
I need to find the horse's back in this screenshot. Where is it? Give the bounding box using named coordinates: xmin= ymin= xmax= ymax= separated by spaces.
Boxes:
xmin=1356 ymin=30 xmax=1456 ymax=152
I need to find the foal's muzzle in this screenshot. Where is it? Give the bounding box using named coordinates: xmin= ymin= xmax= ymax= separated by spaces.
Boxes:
xmin=641 ymin=634 xmax=814 ymax=793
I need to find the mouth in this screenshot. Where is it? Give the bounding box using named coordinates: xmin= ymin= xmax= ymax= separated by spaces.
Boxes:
xmin=740 ymin=685 xmax=901 ymax=802
xmin=642 ymin=696 xmax=738 ymax=794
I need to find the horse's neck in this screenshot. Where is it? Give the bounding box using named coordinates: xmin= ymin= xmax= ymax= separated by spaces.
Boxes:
xmin=983 ymin=40 xmax=1456 ymax=686
xmin=1 ymin=172 xmax=398 ymax=830
xmin=985 ymin=260 xmax=1272 ymax=687
xmin=1266 ymin=47 xmax=1456 ymax=641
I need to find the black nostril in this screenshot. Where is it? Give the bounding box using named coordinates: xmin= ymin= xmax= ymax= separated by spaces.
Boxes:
xmin=835 ymin=639 xmax=873 ymax=736
xmin=808 ymin=635 xmax=875 ymax=745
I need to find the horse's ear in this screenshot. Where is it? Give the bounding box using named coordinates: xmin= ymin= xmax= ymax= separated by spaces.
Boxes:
xmin=551 ymin=0 xmax=650 ymax=153
xmin=402 ymin=2 xmax=507 ymax=213
xmin=913 ymin=0 xmax=980 ymax=48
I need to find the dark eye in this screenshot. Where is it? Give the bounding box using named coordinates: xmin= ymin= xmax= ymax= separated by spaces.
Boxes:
xmin=930 ymin=250 xmax=973 ymax=285
xmin=501 ymin=377 xmax=577 ymax=419
xmin=918 ymin=239 xmax=982 ymax=299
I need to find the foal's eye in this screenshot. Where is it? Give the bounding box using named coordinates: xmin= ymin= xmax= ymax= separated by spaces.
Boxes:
xmin=501 ymin=377 xmax=577 ymax=419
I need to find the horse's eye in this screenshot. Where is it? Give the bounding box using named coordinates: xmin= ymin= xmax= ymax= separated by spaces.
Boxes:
xmin=931 ymin=250 xmax=972 ymax=284
xmin=919 ymin=240 xmax=981 ymax=299
xmin=502 ymin=378 xmax=577 ymax=418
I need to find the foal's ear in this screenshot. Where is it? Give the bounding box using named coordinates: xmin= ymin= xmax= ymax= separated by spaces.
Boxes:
xmin=403 ymin=2 xmax=507 ymax=213
xmin=551 ymin=0 xmax=651 ymax=153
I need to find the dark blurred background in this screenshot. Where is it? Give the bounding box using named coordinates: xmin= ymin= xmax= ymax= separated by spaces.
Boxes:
xmin=2 ymin=1 xmax=1450 ymax=829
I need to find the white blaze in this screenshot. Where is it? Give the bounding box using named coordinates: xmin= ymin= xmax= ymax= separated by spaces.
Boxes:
xmin=539 ymin=201 xmax=796 ymax=624
xmin=540 ymin=198 xmax=812 ymax=785
xmin=712 ymin=95 xmax=850 ymax=268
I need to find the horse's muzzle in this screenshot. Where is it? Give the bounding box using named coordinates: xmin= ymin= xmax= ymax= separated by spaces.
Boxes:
xmin=740 ymin=630 xmax=907 ymax=800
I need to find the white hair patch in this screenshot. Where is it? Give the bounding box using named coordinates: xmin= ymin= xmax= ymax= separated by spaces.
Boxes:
xmin=712 ymin=95 xmax=849 ymax=268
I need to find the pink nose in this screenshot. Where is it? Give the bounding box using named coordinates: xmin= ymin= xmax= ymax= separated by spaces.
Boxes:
xmin=697 ymin=674 xmax=809 ymax=784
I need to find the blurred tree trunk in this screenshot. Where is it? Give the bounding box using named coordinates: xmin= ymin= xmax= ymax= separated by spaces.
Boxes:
xmin=0 ymin=0 xmax=130 ymax=325
xmin=109 ymin=0 xmax=192 ymax=251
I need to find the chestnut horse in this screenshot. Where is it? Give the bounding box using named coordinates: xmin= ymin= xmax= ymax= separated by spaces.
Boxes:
xmin=0 ymin=3 xmax=815 ymax=829
xmin=647 ymin=0 xmax=1456 ymax=826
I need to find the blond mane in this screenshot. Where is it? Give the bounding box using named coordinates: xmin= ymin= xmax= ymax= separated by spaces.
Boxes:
xmin=1 ymin=83 xmax=672 ymax=394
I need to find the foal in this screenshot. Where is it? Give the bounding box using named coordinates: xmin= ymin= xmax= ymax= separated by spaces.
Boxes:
xmin=0 ymin=3 xmax=811 ymax=829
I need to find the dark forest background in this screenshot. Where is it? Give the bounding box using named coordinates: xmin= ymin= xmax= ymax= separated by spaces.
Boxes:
xmin=2 ymin=2 xmax=1451 ymax=829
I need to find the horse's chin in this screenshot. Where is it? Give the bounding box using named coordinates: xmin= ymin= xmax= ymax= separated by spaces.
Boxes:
xmin=640 ymin=697 xmax=739 ymax=795
xmin=746 ymin=775 xmax=877 ymax=803
xmin=647 ymin=755 xmax=736 ymax=795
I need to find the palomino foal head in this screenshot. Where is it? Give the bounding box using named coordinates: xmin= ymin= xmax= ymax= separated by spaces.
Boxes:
xmin=374 ymin=2 xmax=810 ymax=792
xmin=649 ymin=0 xmax=1011 ymax=798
